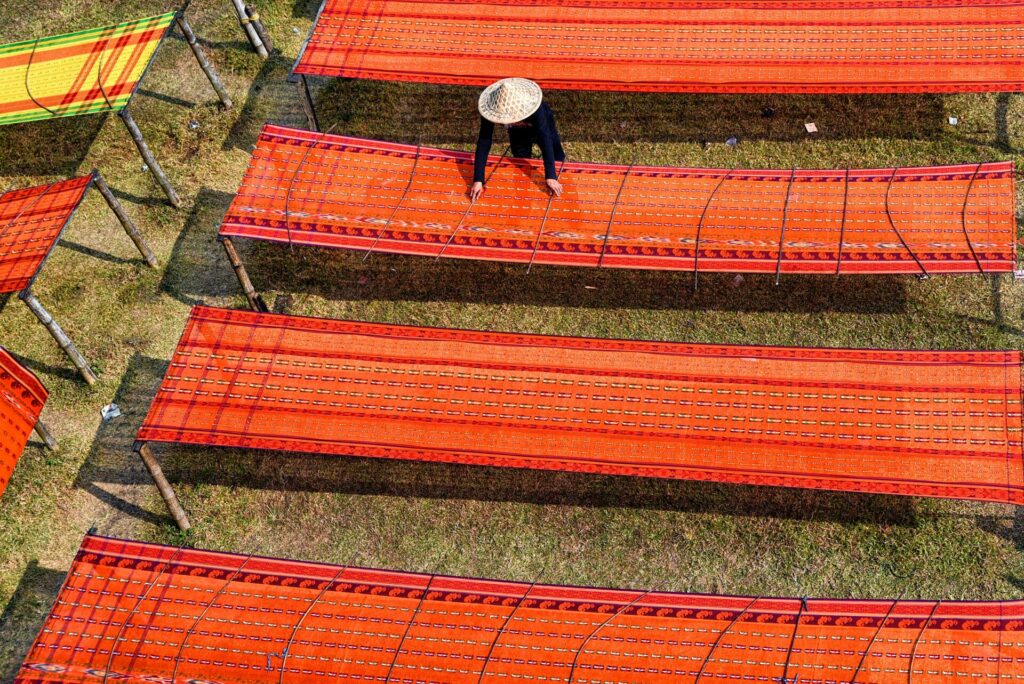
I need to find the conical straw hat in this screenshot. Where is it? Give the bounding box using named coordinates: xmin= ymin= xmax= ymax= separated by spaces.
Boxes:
xmin=478 ymin=78 xmax=543 ymax=124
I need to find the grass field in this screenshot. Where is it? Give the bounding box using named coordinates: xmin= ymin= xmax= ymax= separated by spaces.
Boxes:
xmin=0 ymin=0 xmax=1023 ymax=678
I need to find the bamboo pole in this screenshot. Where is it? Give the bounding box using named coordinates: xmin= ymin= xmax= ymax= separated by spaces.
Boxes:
xmin=33 ymin=420 xmax=58 ymax=450
xmin=176 ymin=14 xmax=233 ymax=108
xmin=246 ymin=5 xmax=273 ymax=53
xmin=137 ymin=443 xmax=191 ymax=530
xmin=220 ymin=237 xmax=269 ymax=312
xmin=19 ymin=291 xmax=97 ymax=385
xmin=297 ymin=75 xmax=320 ymax=132
xmin=119 ymin=109 xmax=180 ymax=208
xmin=229 ymin=0 xmax=268 ymax=58
xmin=92 ymin=171 xmax=158 ymax=268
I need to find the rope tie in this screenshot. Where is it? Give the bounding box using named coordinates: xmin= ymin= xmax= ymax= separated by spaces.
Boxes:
xmin=383 ymin=571 xmax=441 ymax=684
xmin=774 ymin=168 xmax=798 ymax=286
xmin=883 ymin=168 xmax=928 ymax=277
xmin=102 ymin=543 xmax=189 ymax=684
xmin=597 ymin=160 xmax=634 ymax=268
xmin=835 ymin=168 xmax=850 ymax=276
xmin=566 ymin=587 xmax=656 ymax=684
xmin=436 ymin=145 xmax=509 ymax=261
xmin=778 ymin=597 xmax=808 ymax=684
xmin=171 ymin=554 xmax=254 ymax=684
xmin=527 ymin=157 xmax=568 ymax=274
xmin=695 ymin=596 xmax=761 ymax=683
xmin=959 ymin=162 xmax=986 ymax=274
xmin=365 ymin=139 xmax=422 ymax=261
xmin=693 ymin=170 xmax=732 ymax=291
xmin=275 ymin=561 xmax=352 ymax=684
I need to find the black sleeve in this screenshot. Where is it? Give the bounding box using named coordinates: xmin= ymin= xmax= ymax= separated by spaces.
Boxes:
xmin=473 ymin=116 xmax=495 ymax=184
xmin=533 ymin=104 xmax=559 ymax=180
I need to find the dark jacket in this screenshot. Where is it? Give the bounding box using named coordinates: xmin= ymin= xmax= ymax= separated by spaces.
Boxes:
xmin=473 ymin=101 xmax=565 ymax=184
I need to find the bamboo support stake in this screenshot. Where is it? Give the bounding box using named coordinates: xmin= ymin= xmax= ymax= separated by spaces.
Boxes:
xmin=33 ymin=420 xmax=58 ymax=450
xmin=221 ymin=237 xmax=269 ymax=312
xmin=137 ymin=443 xmax=191 ymax=530
xmin=297 ymin=76 xmax=320 ymax=132
xmin=92 ymin=171 xmax=158 ymax=267
xmin=119 ymin=109 xmax=181 ymax=208
xmin=19 ymin=291 xmax=97 ymax=385
xmin=176 ymin=15 xmax=233 ymax=108
xmin=229 ymin=0 xmax=268 ymax=58
xmin=246 ymin=5 xmax=273 ymax=53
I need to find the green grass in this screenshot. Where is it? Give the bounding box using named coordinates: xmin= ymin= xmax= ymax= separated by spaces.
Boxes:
xmin=0 ymin=0 xmax=1023 ymax=678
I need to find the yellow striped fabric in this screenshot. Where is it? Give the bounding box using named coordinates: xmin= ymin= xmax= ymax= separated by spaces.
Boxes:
xmin=0 ymin=13 xmax=176 ymax=126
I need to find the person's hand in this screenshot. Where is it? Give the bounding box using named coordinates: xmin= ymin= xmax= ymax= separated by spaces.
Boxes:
xmin=546 ymin=178 xmax=563 ymax=197
xmin=470 ymin=182 xmax=484 ymax=201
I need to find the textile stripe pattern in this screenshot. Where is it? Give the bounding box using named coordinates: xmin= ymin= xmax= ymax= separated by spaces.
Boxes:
xmin=15 ymin=533 xmax=1024 ymax=683
xmin=293 ymin=0 xmax=1024 ymax=93
xmin=0 ymin=348 xmax=46 ymax=498
xmin=136 ymin=305 xmax=1024 ymax=504
xmin=219 ymin=126 xmax=1017 ymax=274
xmin=0 ymin=176 xmax=92 ymax=294
xmin=0 ymin=13 xmax=176 ymax=126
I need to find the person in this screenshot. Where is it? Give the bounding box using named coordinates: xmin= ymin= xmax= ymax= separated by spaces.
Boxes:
xmin=471 ymin=78 xmax=566 ymax=201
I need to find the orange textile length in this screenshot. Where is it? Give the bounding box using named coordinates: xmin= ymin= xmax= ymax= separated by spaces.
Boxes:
xmin=16 ymin=533 xmax=1024 ymax=683
xmin=136 ymin=305 xmax=1024 ymax=504
xmin=0 ymin=348 xmax=47 ymax=497
xmin=219 ymin=126 xmax=1018 ymax=275
xmin=0 ymin=175 xmax=92 ymax=294
xmin=292 ymin=0 xmax=1024 ymax=93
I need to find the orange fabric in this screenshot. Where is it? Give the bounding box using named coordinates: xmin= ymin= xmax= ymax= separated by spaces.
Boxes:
xmin=0 ymin=175 xmax=92 ymax=294
xmin=16 ymin=533 xmax=1024 ymax=683
xmin=0 ymin=348 xmax=47 ymax=497
xmin=136 ymin=305 xmax=1024 ymax=503
xmin=293 ymin=0 xmax=1024 ymax=93
xmin=220 ymin=126 xmax=1018 ymax=274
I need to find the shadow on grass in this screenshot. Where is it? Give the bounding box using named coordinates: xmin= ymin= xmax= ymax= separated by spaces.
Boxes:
xmin=233 ymin=241 xmax=910 ymax=314
xmin=71 ymin=354 xmax=173 ymax=529
xmin=0 ymin=115 xmax=106 ymax=177
xmin=0 ymin=560 xmax=64 ymax=682
xmin=158 ymin=187 xmax=239 ymax=307
xmin=223 ymin=53 xmax=310 ymax=151
xmin=311 ymin=78 xmax=949 ymax=149
xmin=77 ymin=353 xmax=921 ymax=530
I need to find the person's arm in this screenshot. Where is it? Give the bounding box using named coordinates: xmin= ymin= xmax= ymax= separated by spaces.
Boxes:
xmin=533 ymin=104 xmax=562 ymax=196
xmin=473 ymin=116 xmax=495 ymax=184
xmin=533 ymin=105 xmax=559 ymax=181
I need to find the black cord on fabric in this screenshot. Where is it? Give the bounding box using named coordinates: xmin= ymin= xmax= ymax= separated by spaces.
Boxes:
xmin=597 ymin=160 xmax=635 ymax=268
xmin=0 ymin=180 xmax=59 ymax=246
xmin=774 ymin=168 xmax=798 ymax=286
xmin=565 ymin=587 xmax=656 ymax=684
xmin=692 ymin=170 xmax=732 ymax=291
xmin=906 ymin=601 xmax=941 ymax=684
xmin=95 ymin=40 xmax=117 ymax=112
xmin=779 ymin=597 xmax=809 ymax=684
xmin=436 ymin=145 xmax=510 ymax=261
xmin=102 ymin=543 xmax=189 ymax=684
xmin=283 ymin=122 xmax=341 ymax=252
xmin=383 ymin=573 xmax=440 ymax=684
xmin=694 ymin=595 xmax=761 ymax=684
xmin=835 ymin=168 xmax=850 ymax=276
xmin=847 ymin=593 xmax=905 ymax=679
xmin=527 ymin=158 xmax=568 ymax=274
xmin=959 ymin=163 xmax=986 ymax=274
xmin=849 ymin=595 xmax=904 ymax=683
xmin=170 ymin=554 xmax=255 ymax=684
xmin=475 ymin=578 xmax=544 ymax=683
xmin=276 ymin=561 xmax=353 ymax=684
xmin=364 ymin=139 xmax=423 ymax=261
xmin=25 ymin=38 xmax=59 ymax=118
xmin=882 ymin=168 xmax=929 ymax=277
